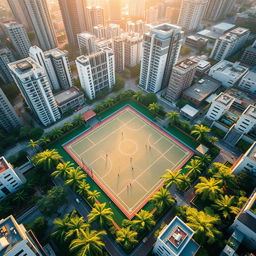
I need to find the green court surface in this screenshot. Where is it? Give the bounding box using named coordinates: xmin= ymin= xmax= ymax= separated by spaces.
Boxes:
xmin=64 ymin=107 xmax=193 ymax=219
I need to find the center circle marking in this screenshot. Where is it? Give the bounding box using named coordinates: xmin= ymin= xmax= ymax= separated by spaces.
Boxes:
xmin=119 ymin=139 xmax=137 ymax=156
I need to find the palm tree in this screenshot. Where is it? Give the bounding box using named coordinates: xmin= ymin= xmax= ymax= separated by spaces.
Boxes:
xmin=195 ymin=154 xmax=212 ymax=167
xmin=66 ymin=216 xmax=90 ymax=240
xmin=176 ymin=174 xmax=191 ymax=192
xmin=148 ymin=103 xmax=160 ymax=116
xmin=185 ymin=207 xmax=221 ymax=244
xmin=52 ymin=215 xmax=70 ymax=241
xmin=150 ymin=187 xmax=175 ymax=210
xmin=73 ymin=115 xmax=84 ymax=126
xmin=88 ymin=203 xmax=114 ymax=227
xmin=116 ymin=227 xmax=138 ymax=250
xmin=213 ymin=168 xmax=235 ymax=192
xmin=62 ymin=122 xmax=73 ymax=132
xmin=185 ymin=159 xmax=202 ymax=178
xmin=69 ymin=229 xmax=106 ymax=256
xmin=209 ymin=136 xmax=219 ymax=143
xmin=161 ymin=169 xmax=182 ymax=188
xmin=87 ymin=190 xmax=100 ymax=204
xmin=33 ymin=149 xmax=61 ymax=170
xmin=214 ymin=195 xmax=240 ymax=219
xmin=39 ymin=137 xmax=50 ymax=147
xmin=49 ymin=128 xmax=63 ymax=140
xmin=166 ymin=111 xmax=179 ymax=125
xmin=13 ymin=190 xmax=28 ymax=205
xmin=76 ymin=180 xmax=90 ymax=198
xmin=105 ymin=98 xmax=115 ymax=108
xmin=51 ymin=161 xmax=74 ymax=179
xmin=65 ymin=167 xmax=87 ymax=189
xmin=133 ymin=90 xmax=143 ymax=102
xmin=132 ymin=210 xmax=155 ymax=231
xmin=195 ymin=177 xmax=223 ymax=201
xmin=28 ymin=139 xmax=39 ymax=153
xmin=191 ymin=124 xmax=211 ymax=141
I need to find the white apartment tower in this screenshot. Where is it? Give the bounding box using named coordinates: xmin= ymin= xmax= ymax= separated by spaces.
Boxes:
xmin=0 ymin=157 xmax=23 ymax=201
xmin=178 ymin=0 xmax=208 ymax=31
xmin=124 ymin=33 xmax=143 ymax=67
xmin=238 ymin=71 xmax=256 ymax=95
xmin=0 ymin=48 xmax=15 ymax=84
xmin=0 ymin=215 xmax=46 ymax=255
xmin=76 ymin=48 xmax=115 ymax=100
xmin=29 ymin=46 xmax=73 ymax=91
xmin=126 ymin=20 xmax=145 ymax=35
xmin=129 ymin=0 xmax=145 ymax=18
xmin=206 ymin=93 xmax=235 ymax=121
xmin=113 ymin=37 xmax=125 ymax=73
xmin=77 ymin=33 xmax=97 ymax=55
xmin=166 ymin=58 xmax=198 ymax=102
xmin=211 ymin=27 xmax=250 ymax=61
xmin=23 ymin=0 xmax=57 ymax=50
xmin=8 ymin=58 xmax=61 ymax=126
xmin=3 ymin=22 xmax=31 ymax=59
xmin=139 ymin=24 xmax=183 ymax=93
xmin=85 ymin=6 xmax=105 ymax=33
xmin=0 ymin=88 xmax=21 ymax=132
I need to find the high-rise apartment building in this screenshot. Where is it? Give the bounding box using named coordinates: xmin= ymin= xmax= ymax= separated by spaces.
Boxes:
xmin=8 ymin=58 xmax=61 ymax=126
xmin=29 ymin=46 xmax=73 ymax=91
xmin=77 ymin=33 xmax=97 ymax=55
xmin=113 ymin=37 xmax=125 ymax=72
xmin=58 ymin=0 xmax=87 ymax=46
xmin=85 ymin=6 xmax=105 ymax=33
xmin=0 ymin=48 xmax=15 ymax=83
xmin=166 ymin=58 xmax=198 ymax=102
xmin=129 ymin=0 xmax=145 ymax=18
xmin=126 ymin=20 xmax=145 ymax=35
xmin=76 ymin=48 xmax=115 ymax=99
xmin=210 ymin=27 xmax=250 ymax=61
xmin=109 ymin=0 xmax=121 ymax=23
xmin=139 ymin=24 xmax=183 ymax=93
xmin=23 ymin=0 xmax=57 ymax=50
xmin=241 ymin=40 xmax=256 ymax=66
xmin=7 ymin=0 xmax=32 ymax=30
xmin=178 ymin=0 xmax=208 ymax=31
xmin=93 ymin=24 xmax=121 ymax=39
xmin=145 ymin=6 xmax=159 ymax=24
xmin=204 ymin=0 xmax=235 ymax=21
xmin=124 ymin=33 xmax=143 ymax=67
xmin=0 ymin=215 xmax=46 ymax=255
xmin=0 ymin=88 xmax=21 ymax=132
xmin=3 ymin=22 xmax=31 ymax=58
xmin=0 ymin=157 xmax=23 ymax=201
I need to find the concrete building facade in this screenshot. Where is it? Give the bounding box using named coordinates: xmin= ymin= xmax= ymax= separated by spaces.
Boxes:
xmin=85 ymin=6 xmax=105 ymax=33
xmin=0 ymin=48 xmax=15 ymax=84
xmin=77 ymin=33 xmax=97 ymax=55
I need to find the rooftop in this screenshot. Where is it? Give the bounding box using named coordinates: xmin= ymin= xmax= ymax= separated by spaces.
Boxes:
xmin=45 ymin=48 xmax=67 ymax=58
xmin=175 ymin=58 xmax=198 ymax=71
xmin=215 ymin=93 xmax=235 ymax=106
xmin=151 ymin=23 xmax=181 ymax=39
xmin=181 ymin=104 xmax=199 ymax=118
xmin=230 ymin=27 xmax=249 ymax=36
xmin=54 ymin=87 xmax=83 ymax=105
xmin=0 ymin=216 xmax=23 ymax=256
xmin=243 ymin=105 xmax=256 ymax=119
xmin=159 ymin=216 xmax=199 ymax=255
xmin=212 ymin=22 xmax=236 ymax=33
xmin=186 ymin=35 xmax=208 ymax=43
xmin=183 ymin=76 xmax=221 ymax=102
xmin=0 ymin=157 xmax=8 ymax=174
xmin=0 ymin=48 xmax=11 ymax=55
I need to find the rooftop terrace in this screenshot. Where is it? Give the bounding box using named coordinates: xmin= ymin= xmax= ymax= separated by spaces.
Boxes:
xmin=215 ymin=93 xmax=235 ymax=106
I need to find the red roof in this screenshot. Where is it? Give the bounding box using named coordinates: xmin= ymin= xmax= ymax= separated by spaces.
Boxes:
xmin=82 ymin=110 xmax=96 ymax=121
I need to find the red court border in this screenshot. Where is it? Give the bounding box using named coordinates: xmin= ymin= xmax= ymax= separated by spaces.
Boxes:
xmin=64 ymin=106 xmax=194 ymax=219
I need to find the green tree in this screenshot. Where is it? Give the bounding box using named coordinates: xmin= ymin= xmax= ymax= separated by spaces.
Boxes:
xmin=185 ymin=159 xmax=202 ymax=178
xmin=213 ymin=167 xmax=235 ymax=192
xmin=214 ymin=195 xmax=240 ymax=219
xmin=180 ymin=45 xmax=192 ymax=56
xmin=49 ymin=128 xmax=63 ymax=140
xmin=26 ymin=217 xmax=47 ymax=238
xmin=141 ymin=93 xmax=157 ymax=106
xmin=52 ymin=161 xmax=74 ymax=179
xmin=148 ymin=103 xmax=161 ymax=116
xmin=195 ymin=177 xmax=223 ymax=201
xmin=176 ymin=174 xmax=191 ymax=192
xmin=150 ymin=187 xmax=175 ymax=210
xmin=116 ymin=227 xmax=138 ymax=250
xmin=65 ymin=167 xmax=87 ymax=189
xmin=133 ymin=90 xmax=143 ymax=102
xmin=73 ymin=115 xmax=85 ymax=126
xmin=166 ymin=111 xmax=180 ymax=125
xmin=28 ymin=139 xmax=39 ymax=153
xmin=37 ymin=186 xmax=67 ymax=216
xmin=33 ymin=149 xmax=61 ymax=170
xmin=66 ymin=216 xmax=90 ymax=240
xmin=209 ymin=136 xmax=219 ymax=143
xmin=62 ymin=122 xmax=73 ymax=132
xmin=162 ymin=169 xmax=182 ymax=188
xmin=88 ymin=203 xmax=114 ymax=227
xmin=39 ymin=137 xmax=50 ymax=147
xmin=191 ymin=124 xmax=211 ymax=141
xmin=76 ymin=180 xmax=90 ymax=197
xmin=195 ymin=154 xmax=212 ymax=167
xmin=12 ymin=189 xmax=28 ymax=206
xmin=69 ymin=229 xmax=106 ymax=256
xmin=132 ymin=210 xmax=155 ymax=231
xmin=87 ymin=190 xmax=100 ymax=205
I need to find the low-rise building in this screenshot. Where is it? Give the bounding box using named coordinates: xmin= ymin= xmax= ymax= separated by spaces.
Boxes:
xmin=232 ymin=142 xmax=256 ymax=175
xmin=185 ymin=35 xmax=208 ymax=48
xmin=241 ymin=40 xmax=256 ymax=66
xmin=237 ymin=71 xmax=256 ymax=95
xmin=206 ymin=92 xmax=235 ymax=120
xmin=54 ymin=87 xmax=85 ymax=114
xmin=0 ymin=157 xmax=23 ymax=201
xmin=0 ymin=215 xmax=46 ymax=255
xmin=180 ymin=104 xmax=199 ymax=120
xmin=209 ymin=60 xmax=248 ymax=87
xmin=182 ymin=76 xmax=221 ymax=106
xmin=234 ymin=105 xmax=256 ymax=134
xmin=189 ymin=56 xmax=211 ymax=76
xmin=153 ymin=216 xmax=200 ymax=256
